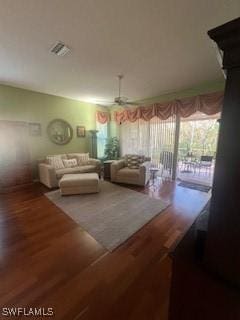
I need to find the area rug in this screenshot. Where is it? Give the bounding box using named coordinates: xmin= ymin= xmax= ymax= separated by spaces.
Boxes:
xmin=178 ymin=181 xmax=211 ymax=193
xmin=45 ymin=181 xmax=169 ymax=251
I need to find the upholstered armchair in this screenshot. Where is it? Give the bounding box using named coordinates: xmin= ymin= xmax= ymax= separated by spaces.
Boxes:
xmin=111 ymin=156 xmax=151 ymax=186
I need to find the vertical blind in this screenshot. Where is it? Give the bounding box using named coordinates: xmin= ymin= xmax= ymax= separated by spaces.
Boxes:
xmin=120 ymin=115 xmax=176 ymax=178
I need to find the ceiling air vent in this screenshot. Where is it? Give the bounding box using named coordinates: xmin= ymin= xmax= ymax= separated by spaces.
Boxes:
xmin=50 ymin=41 xmax=70 ymax=56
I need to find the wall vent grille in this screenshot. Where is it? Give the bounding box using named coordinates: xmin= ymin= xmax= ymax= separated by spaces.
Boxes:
xmin=50 ymin=42 xmax=70 ymax=56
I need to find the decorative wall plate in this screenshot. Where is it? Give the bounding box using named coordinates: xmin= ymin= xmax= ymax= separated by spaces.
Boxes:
xmin=47 ymin=119 xmax=73 ymax=145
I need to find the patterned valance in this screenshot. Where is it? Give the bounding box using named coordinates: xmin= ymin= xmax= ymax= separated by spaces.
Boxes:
xmin=114 ymin=91 xmax=223 ymax=124
xmin=96 ymin=111 xmax=111 ymax=124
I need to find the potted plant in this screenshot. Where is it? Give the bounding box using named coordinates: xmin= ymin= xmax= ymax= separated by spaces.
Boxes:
xmin=104 ymin=137 xmax=120 ymax=160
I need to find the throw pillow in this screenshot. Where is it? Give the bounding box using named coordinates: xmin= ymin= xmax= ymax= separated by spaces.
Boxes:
xmin=126 ymin=155 xmax=145 ymax=169
xmin=63 ymin=158 xmax=78 ymax=168
xmin=47 ymin=156 xmax=65 ymax=170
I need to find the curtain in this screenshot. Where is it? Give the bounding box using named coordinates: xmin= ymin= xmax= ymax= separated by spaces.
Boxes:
xmin=120 ymin=115 xmax=176 ymax=178
xmin=115 ymin=91 xmax=223 ymax=124
xmin=96 ymin=111 xmax=110 ymax=124
xmin=120 ymin=119 xmax=149 ymax=156
xmin=96 ymin=92 xmax=223 ymax=124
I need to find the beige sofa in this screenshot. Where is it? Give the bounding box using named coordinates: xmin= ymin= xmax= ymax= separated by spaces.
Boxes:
xmin=39 ymin=153 xmax=101 ymax=188
xmin=111 ymin=157 xmax=151 ymax=186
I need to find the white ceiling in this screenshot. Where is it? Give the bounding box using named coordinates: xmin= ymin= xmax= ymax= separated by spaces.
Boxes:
xmin=0 ymin=0 xmax=239 ymax=102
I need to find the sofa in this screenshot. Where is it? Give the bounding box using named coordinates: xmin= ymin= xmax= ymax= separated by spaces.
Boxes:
xmin=38 ymin=153 xmax=101 ymax=188
xmin=111 ymin=155 xmax=151 ymax=186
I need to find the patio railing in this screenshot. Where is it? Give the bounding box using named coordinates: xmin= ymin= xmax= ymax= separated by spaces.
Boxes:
xmin=178 ymin=147 xmax=216 ymax=160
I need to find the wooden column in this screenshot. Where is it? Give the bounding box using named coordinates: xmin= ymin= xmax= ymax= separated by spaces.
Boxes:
xmin=205 ymin=17 xmax=240 ymax=286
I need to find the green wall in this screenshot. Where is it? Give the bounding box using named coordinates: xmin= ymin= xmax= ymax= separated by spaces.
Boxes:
xmin=0 ymin=84 xmax=104 ymax=175
xmin=109 ymin=79 xmax=225 ymax=138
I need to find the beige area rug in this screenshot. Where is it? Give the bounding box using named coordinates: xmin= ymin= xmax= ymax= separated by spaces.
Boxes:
xmin=45 ymin=181 xmax=169 ymax=251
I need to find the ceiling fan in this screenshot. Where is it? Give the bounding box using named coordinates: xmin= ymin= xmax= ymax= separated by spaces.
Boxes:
xmin=96 ymin=75 xmax=137 ymax=107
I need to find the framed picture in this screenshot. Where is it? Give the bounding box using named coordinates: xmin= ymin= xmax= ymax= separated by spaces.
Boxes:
xmin=76 ymin=126 xmax=85 ymax=137
xmin=29 ymin=122 xmax=41 ymax=136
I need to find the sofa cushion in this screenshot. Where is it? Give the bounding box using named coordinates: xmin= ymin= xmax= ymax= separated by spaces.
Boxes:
xmin=47 ymin=155 xmax=66 ymax=170
xmin=78 ymin=165 xmax=97 ymax=173
xmin=56 ymin=165 xmax=97 ymax=179
xmin=67 ymin=153 xmax=89 ymax=165
xmin=116 ymin=167 xmax=140 ymax=179
xmin=47 ymin=154 xmax=67 ymax=160
xmin=56 ymin=167 xmax=82 ymax=179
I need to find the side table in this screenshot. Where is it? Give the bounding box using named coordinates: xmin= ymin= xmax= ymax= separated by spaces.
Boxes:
xmin=149 ymin=167 xmax=160 ymax=187
xmin=103 ymin=160 xmax=114 ymax=180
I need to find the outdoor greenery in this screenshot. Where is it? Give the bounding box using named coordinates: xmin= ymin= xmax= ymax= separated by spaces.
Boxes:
xmin=104 ymin=137 xmax=120 ymax=160
xmin=178 ymin=119 xmax=219 ymax=159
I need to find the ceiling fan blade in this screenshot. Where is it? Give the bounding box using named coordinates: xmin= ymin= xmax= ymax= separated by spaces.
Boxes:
xmin=126 ymin=102 xmax=138 ymax=106
xmin=93 ymin=99 xmax=113 ymax=103
xmin=96 ymin=103 xmax=115 ymax=107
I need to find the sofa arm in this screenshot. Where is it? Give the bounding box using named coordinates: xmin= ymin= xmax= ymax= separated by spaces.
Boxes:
xmin=88 ymin=158 xmax=101 ymax=173
xmin=139 ymin=161 xmax=152 ymax=185
xmin=140 ymin=161 xmax=151 ymax=172
xmin=38 ymin=163 xmax=58 ymax=188
xmin=111 ymin=159 xmax=126 ymax=181
xmin=89 ymin=158 xmax=101 ymax=166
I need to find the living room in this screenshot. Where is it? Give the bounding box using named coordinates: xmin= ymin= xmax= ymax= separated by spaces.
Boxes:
xmin=0 ymin=1 xmax=240 ymax=319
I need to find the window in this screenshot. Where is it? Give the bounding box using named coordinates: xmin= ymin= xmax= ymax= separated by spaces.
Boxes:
xmin=96 ymin=122 xmax=108 ymax=158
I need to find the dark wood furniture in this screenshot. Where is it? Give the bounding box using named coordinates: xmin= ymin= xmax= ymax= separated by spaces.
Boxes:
xmin=205 ymin=17 xmax=240 ymax=287
xmin=103 ymin=160 xmax=114 ymax=179
xmin=169 ymin=214 xmax=240 ymax=320
xmin=169 ymin=17 xmax=240 ymax=320
xmin=0 ymin=120 xmax=32 ymax=193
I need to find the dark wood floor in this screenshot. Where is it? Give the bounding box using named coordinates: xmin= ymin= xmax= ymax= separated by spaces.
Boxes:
xmin=0 ymin=180 xmax=209 ymax=320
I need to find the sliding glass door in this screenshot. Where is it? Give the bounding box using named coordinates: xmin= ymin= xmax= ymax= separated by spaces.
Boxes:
xmin=177 ymin=112 xmax=220 ymax=186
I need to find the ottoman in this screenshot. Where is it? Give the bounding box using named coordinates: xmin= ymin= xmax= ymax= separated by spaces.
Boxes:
xmin=59 ymin=173 xmax=100 ymax=195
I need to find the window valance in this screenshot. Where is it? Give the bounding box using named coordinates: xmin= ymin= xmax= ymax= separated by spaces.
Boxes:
xmin=96 ymin=111 xmax=111 ymax=124
xmin=114 ymin=91 xmax=223 ymax=124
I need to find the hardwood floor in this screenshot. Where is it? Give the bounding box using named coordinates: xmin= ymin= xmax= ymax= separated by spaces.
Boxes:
xmin=0 ymin=180 xmax=209 ymax=319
